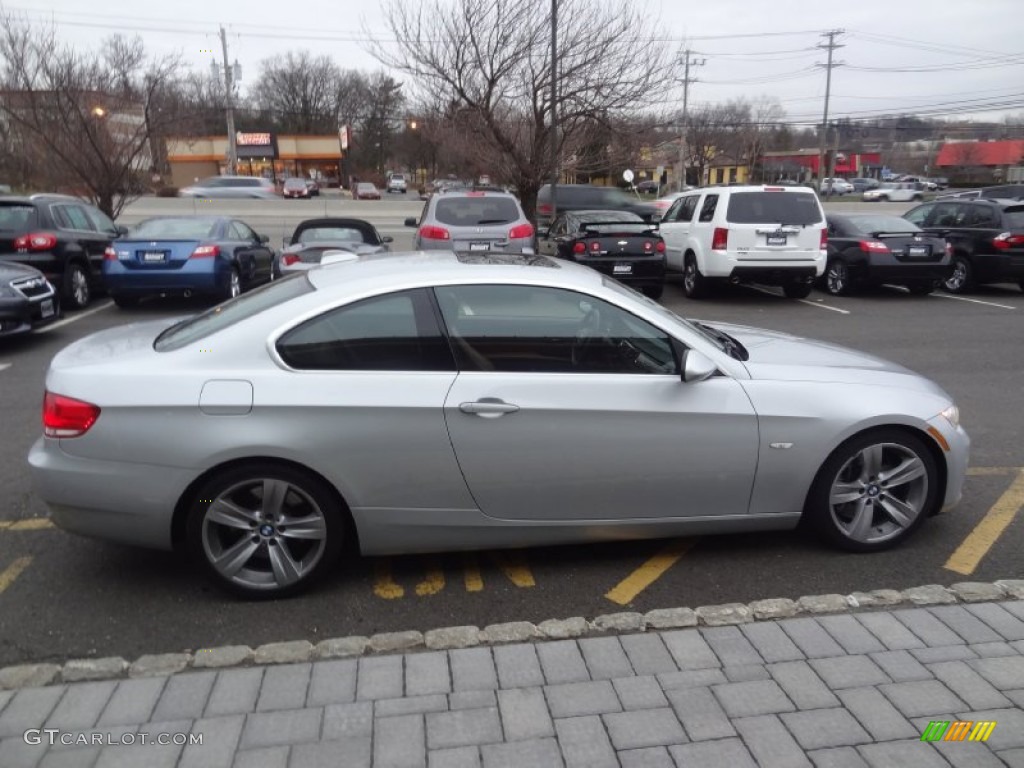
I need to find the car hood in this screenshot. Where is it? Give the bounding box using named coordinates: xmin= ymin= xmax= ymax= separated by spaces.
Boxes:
xmin=707 ymin=322 xmax=949 ymax=395
xmin=0 ymin=261 xmax=47 ymax=280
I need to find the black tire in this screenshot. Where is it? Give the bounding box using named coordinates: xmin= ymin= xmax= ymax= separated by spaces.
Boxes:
xmin=906 ymin=282 xmax=934 ymax=296
xmin=61 ymin=261 xmax=91 ymax=309
xmin=803 ymin=428 xmax=939 ymax=553
xmin=223 ymin=266 xmax=241 ymax=301
xmin=111 ymin=294 xmax=140 ymax=308
xmin=186 ymin=463 xmax=346 ymax=598
xmin=682 ymin=254 xmax=709 ymax=299
xmin=642 ymin=284 xmax=665 ymax=300
xmin=783 ymin=282 xmax=813 ymax=299
xmin=823 ymin=259 xmax=851 ymax=296
xmin=943 ymin=255 xmax=974 ymax=294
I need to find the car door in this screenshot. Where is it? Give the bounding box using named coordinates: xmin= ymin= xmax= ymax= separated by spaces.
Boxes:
xmin=53 ymin=203 xmax=107 ymax=278
xmin=537 ymin=214 xmax=564 ymax=258
xmin=437 ymin=283 xmax=759 ymax=522
xmin=231 ymin=220 xmax=271 ymax=283
xmin=659 ymin=195 xmax=698 ymax=271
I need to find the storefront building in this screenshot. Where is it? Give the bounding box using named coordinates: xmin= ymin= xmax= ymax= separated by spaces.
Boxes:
xmin=166 ymin=134 xmax=343 ymax=188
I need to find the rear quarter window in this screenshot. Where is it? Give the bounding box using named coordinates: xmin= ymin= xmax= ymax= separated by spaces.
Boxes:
xmin=726 ymin=192 xmax=822 ymax=225
xmin=1004 ymin=207 xmax=1024 ymax=229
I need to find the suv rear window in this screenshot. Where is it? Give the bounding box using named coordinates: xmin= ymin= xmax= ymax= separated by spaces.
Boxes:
xmin=434 ymin=197 xmax=521 ymax=226
xmin=0 ymin=203 xmax=36 ymax=231
xmin=727 ymin=191 xmax=823 ymax=225
xmin=1004 ymin=206 xmax=1024 ymax=228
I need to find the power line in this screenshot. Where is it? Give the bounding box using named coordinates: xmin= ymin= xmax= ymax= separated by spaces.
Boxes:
xmin=816 ymin=29 xmax=845 ymax=186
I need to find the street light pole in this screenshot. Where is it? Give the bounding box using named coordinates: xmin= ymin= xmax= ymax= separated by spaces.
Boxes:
xmin=219 ymin=25 xmax=237 ymax=175
xmin=549 ymin=0 xmax=558 ymax=220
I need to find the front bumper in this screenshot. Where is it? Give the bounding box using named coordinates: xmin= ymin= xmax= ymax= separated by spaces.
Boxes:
xmin=0 ymin=286 xmax=60 ymax=336
xmin=926 ymin=415 xmax=970 ymax=514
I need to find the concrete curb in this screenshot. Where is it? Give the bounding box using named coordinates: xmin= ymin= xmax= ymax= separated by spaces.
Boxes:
xmin=2 ymin=579 xmax=1022 ymax=690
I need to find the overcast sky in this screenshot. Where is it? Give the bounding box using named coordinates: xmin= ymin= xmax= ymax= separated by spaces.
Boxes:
xmin=7 ymin=0 xmax=1023 ymax=126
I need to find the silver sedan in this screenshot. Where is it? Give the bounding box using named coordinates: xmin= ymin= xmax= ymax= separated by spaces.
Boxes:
xmin=29 ymin=252 xmax=969 ymax=597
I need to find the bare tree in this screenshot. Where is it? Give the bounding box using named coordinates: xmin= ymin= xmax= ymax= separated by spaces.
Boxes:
xmin=371 ymin=0 xmax=681 ymax=218
xmin=252 ymin=52 xmax=343 ymax=133
xmin=0 ymin=13 xmax=183 ymax=216
xmin=682 ymin=102 xmax=746 ymax=186
xmin=736 ymin=97 xmax=784 ymax=181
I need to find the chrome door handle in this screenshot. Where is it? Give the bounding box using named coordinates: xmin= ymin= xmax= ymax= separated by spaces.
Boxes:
xmin=459 ymin=399 xmax=520 ymax=416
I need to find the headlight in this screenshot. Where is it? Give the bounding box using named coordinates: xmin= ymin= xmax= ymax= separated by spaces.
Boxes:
xmin=940 ymin=404 xmax=960 ymax=429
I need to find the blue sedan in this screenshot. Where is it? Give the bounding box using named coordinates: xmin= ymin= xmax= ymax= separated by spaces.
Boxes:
xmin=103 ymin=216 xmax=276 ymax=308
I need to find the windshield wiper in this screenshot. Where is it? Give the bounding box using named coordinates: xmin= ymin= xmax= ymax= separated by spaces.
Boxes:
xmin=476 ymin=219 xmax=512 ymax=225
xmin=694 ymin=322 xmax=748 ymax=361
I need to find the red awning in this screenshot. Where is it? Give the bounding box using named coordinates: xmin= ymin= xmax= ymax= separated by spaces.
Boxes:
xmin=833 ymin=163 xmax=855 ymax=173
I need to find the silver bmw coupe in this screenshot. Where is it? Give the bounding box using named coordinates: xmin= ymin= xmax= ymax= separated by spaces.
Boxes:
xmin=29 ymin=251 xmax=969 ymax=597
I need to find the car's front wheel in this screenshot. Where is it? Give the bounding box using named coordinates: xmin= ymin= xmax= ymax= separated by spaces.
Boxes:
xmin=186 ymin=463 xmax=345 ymax=598
xmin=804 ymin=429 xmax=938 ymax=552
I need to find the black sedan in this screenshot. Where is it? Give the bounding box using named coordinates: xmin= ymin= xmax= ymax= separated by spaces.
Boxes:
xmin=537 ymin=210 xmax=666 ymax=298
xmin=0 ymin=262 xmax=60 ymax=337
xmin=278 ymin=218 xmax=393 ymax=275
xmin=820 ymin=213 xmax=951 ymax=296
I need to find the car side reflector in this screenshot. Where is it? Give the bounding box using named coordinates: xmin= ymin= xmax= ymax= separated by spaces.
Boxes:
xmin=927 ymin=426 xmax=951 ymax=452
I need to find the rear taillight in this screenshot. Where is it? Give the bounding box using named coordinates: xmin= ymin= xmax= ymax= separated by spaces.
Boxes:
xmin=282 ymin=254 xmax=301 ymax=266
xmin=820 ymin=229 xmax=828 ymax=249
xmin=655 ymin=241 xmax=666 ymax=253
xmin=764 ymin=187 xmax=785 ymax=192
xmin=643 ymin=241 xmax=653 ymax=252
xmin=572 ymin=242 xmax=585 ymax=254
xmin=711 ymin=227 xmax=728 ymax=250
xmin=858 ymin=240 xmax=890 ymax=254
xmin=43 ymin=391 xmax=100 ymax=438
xmin=537 ymin=203 xmax=552 ymax=215
xmin=190 ymin=245 xmax=220 ymax=258
xmin=14 ymin=232 xmax=58 ymax=252
xmin=509 ymin=223 xmax=534 ymax=239
xmin=103 ymin=246 xmax=118 ymax=261
xmin=945 ymin=242 xmax=953 ymax=257
xmin=993 ymin=232 xmax=1024 ymax=250
xmin=419 ymin=225 xmax=450 ymax=241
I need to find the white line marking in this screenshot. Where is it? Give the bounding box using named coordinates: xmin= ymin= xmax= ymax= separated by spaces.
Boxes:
xmin=0 ymin=363 xmax=10 ymax=373
xmin=747 ymin=285 xmax=851 ymax=314
xmin=930 ymin=293 xmax=1017 ymax=310
xmin=37 ymin=301 xmax=114 ymax=333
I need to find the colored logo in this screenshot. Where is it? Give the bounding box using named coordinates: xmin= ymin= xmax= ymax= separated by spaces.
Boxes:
xmin=921 ymin=720 xmax=996 ymax=742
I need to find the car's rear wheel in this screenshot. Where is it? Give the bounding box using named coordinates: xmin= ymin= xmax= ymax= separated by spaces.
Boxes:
xmin=186 ymin=463 xmax=345 ymax=598
xmin=683 ymin=255 xmax=709 ymax=299
xmin=62 ymin=262 xmax=91 ymax=309
xmin=111 ymin=294 xmax=139 ymax=308
xmin=943 ymin=255 xmax=973 ymax=294
xmin=783 ymin=282 xmax=813 ymax=299
xmin=642 ymin=284 xmax=664 ymax=300
xmin=223 ymin=267 xmax=241 ymax=300
xmin=804 ymin=429 xmax=938 ymax=552
xmin=824 ymin=259 xmax=850 ymax=296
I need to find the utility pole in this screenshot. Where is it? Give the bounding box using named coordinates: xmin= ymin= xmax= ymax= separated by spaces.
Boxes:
xmin=219 ymin=25 xmax=237 ymax=175
xmin=815 ymin=29 xmax=844 ymax=193
xmin=677 ymin=50 xmax=706 ymax=191
xmin=549 ymin=0 xmax=558 ymax=221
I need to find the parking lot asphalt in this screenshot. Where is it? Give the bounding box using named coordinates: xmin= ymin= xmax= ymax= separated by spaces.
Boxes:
xmin=1 ymin=198 xmax=1022 ymax=668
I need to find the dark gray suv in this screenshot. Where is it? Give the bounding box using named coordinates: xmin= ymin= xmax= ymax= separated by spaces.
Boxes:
xmin=536 ymin=184 xmax=658 ymax=230
xmin=405 ymin=188 xmax=535 ymax=252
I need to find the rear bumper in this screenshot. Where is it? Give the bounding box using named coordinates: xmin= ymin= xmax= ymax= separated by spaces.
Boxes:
xmin=103 ymin=261 xmax=226 ymax=295
xmin=729 ymin=265 xmax=819 ymax=284
xmin=704 ymin=251 xmax=826 ymax=280
xmin=577 ymin=255 xmax=666 ymax=285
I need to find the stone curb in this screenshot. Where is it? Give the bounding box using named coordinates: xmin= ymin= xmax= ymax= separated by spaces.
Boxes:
xmin=3 ymin=579 xmax=1022 ymax=690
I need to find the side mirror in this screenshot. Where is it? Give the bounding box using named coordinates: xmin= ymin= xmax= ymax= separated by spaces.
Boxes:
xmin=114 ymin=224 xmax=129 ymax=236
xmin=682 ymin=349 xmax=718 ymax=383
xmin=258 ymin=234 xmax=269 ymax=244
xmin=404 ymin=217 xmax=418 ymax=228
xmin=382 ymin=235 xmax=394 ymax=244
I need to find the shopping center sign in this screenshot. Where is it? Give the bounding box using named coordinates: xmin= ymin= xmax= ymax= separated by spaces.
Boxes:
xmin=235 ymin=132 xmax=277 ymax=158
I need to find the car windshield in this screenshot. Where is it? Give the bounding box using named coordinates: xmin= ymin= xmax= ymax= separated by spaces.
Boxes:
xmin=1004 ymin=206 xmax=1024 ymax=228
xmin=154 ymin=273 xmax=314 ymax=352
xmin=284 ymin=179 xmax=306 ymax=189
xmin=357 ymin=183 xmax=376 ymax=191
xmin=297 ymin=227 xmax=369 ymax=244
xmin=128 ymin=218 xmax=220 ymax=239
xmin=434 ymin=197 xmax=521 ymax=226
xmin=845 ymin=216 xmax=921 ymax=234
xmin=726 ymin=191 xmax=823 ymax=225
xmin=0 ymin=203 xmax=35 ymax=231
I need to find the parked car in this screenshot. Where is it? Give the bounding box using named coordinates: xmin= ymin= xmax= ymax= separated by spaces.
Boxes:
xmin=820 ymin=213 xmax=951 ymax=296
xmin=537 ymin=210 xmax=666 ymax=298
xmin=903 ymin=199 xmax=1024 ymax=293
xmin=935 ymin=189 xmax=981 ymax=201
xmin=282 ymin=178 xmax=312 ymax=199
xmin=103 ymin=216 xmax=275 ymax=307
xmin=353 ymin=182 xmax=381 ymax=201
xmin=278 ymin=218 xmax=393 ymax=275
xmin=978 ymin=184 xmax=1024 ymax=201
xmin=304 ymin=179 xmax=321 ymax=197
xmin=536 ymin=184 xmax=658 ymax=230
xmin=899 ymin=176 xmax=938 ymax=191
xmin=657 ymin=184 xmax=827 ymax=299
xmin=405 ymin=188 xmax=534 ymax=252
xmin=387 ymin=174 xmax=408 ymax=194
xmin=0 ymin=262 xmax=60 ymax=336
xmin=28 ymin=251 xmax=969 ymax=597
xmin=0 ymin=193 xmax=125 ymax=309
xmin=179 ymin=176 xmax=278 ymax=200
xmin=819 ymin=178 xmax=854 ymax=195
xmin=862 ymin=183 xmax=925 ymax=203
xmin=636 ymin=180 xmax=660 ymax=194
xmin=849 ymin=178 xmax=880 ymax=193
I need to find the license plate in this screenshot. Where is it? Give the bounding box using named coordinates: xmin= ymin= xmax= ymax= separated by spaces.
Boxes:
xmin=40 ymin=299 xmax=54 ymax=318
xmin=907 ymin=245 xmax=930 ymax=257
xmin=143 ymin=251 xmax=165 ymax=262
xmin=469 ymin=242 xmax=490 ymax=251
xmin=613 ymin=264 xmax=633 ymax=275
xmin=766 ymin=235 xmax=787 ymax=246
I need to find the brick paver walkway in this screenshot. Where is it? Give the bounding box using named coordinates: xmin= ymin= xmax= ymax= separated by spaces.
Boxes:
xmin=2 ymin=601 xmax=1024 ymax=767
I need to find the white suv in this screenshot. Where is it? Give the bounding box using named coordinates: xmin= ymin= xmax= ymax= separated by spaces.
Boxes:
xmin=387 ymin=174 xmax=408 ymax=194
xmin=658 ymin=185 xmax=827 ymax=299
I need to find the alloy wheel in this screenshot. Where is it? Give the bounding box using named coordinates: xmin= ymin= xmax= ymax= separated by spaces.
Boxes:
xmin=229 ymin=270 xmax=241 ymax=298
xmin=944 ymin=261 xmax=967 ymax=292
xmin=826 ymin=261 xmax=848 ymax=295
xmin=828 ymin=442 xmax=929 ymax=545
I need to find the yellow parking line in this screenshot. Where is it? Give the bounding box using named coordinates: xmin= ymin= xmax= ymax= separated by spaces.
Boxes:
xmin=0 ymin=556 xmax=32 ymax=594
xmin=605 ymin=538 xmax=696 ymax=606
xmin=415 ymin=557 xmax=446 ymax=596
xmin=372 ymin=559 xmax=405 ymax=600
xmin=945 ymin=469 xmax=1024 ymax=575
xmin=491 ymin=552 xmax=536 ymax=588
xmin=463 ymin=554 xmax=484 ymax=592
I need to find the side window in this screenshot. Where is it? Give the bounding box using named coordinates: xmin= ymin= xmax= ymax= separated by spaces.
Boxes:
xmin=698 ymin=195 xmax=719 ymax=223
xmin=434 ymin=284 xmax=677 ymax=375
xmin=664 ymin=198 xmax=685 ymax=223
xmin=679 ymin=195 xmax=699 ymax=223
xmin=55 ymin=205 xmax=95 ymax=231
xmin=903 ymin=204 xmax=932 ymax=226
xmin=930 ymin=204 xmax=960 ymax=228
xmin=963 ymin=206 xmax=998 ymax=228
xmin=86 ymin=207 xmax=116 ymax=234
xmin=231 ymin=221 xmax=257 ymax=241
xmin=275 ymin=289 xmax=454 ymax=371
